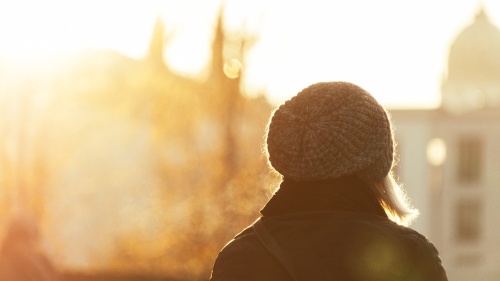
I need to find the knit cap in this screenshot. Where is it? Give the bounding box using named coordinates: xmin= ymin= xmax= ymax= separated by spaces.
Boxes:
xmin=266 ymin=81 xmax=394 ymax=183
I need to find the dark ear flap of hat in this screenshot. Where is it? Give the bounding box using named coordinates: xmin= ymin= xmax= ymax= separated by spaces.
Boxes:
xmin=266 ymin=81 xmax=394 ymax=183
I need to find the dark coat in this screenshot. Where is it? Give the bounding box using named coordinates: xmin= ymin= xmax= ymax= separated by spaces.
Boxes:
xmin=210 ymin=177 xmax=447 ymax=281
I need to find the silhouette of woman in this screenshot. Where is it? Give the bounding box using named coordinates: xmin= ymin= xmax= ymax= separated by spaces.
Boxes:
xmin=210 ymin=82 xmax=447 ymax=281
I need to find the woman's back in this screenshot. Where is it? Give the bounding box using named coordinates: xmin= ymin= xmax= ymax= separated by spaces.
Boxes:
xmin=211 ymin=178 xmax=447 ymax=281
xmin=210 ymin=81 xmax=447 ymax=281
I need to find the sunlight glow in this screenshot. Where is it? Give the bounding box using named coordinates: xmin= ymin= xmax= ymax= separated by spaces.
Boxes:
xmin=2 ymin=0 xmax=500 ymax=107
xmin=0 ymin=0 xmax=157 ymax=61
xmin=1 ymin=0 xmax=500 ymax=278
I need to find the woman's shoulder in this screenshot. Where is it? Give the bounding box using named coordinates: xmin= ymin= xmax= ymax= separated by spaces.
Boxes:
xmin=360 ymin=216 xmax=448 ymax=280
xmin=336 ymin=212 xmax=443 ymax=261
xmin=373 ymin=217 xmax=441 ymax=256
xmin=210 ymin=225 xmax=290 ymax=281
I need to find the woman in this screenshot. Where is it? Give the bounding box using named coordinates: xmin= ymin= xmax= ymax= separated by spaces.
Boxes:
xmin=210 ymin=82 xmax=447 ymax=281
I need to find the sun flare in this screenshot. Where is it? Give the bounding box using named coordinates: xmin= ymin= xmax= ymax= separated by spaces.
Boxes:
xmin=0 ymin=1 xmax=157 ymax=62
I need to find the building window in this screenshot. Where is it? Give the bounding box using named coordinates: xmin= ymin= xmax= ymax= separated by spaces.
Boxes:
xmin=455 ymin=198 xmax=482 ymax=243
xmin=457 ymin=138 xmax=483 ymax=183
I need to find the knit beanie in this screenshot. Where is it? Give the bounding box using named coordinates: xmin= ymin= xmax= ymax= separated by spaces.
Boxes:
xmin=266 ymin=81 xmax=394 ymax=183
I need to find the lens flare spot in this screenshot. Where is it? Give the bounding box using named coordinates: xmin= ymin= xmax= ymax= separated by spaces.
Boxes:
xmin=223 ymin=58 xmax=242 ymax=79
xmin=427 ymin=138 xmax=447 ymax=166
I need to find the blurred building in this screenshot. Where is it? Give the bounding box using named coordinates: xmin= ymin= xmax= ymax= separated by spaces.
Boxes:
xmin=390 ymin=8 xmax=500 ymax=281
xmin=0 ymin=12 xmax=275 ymax=278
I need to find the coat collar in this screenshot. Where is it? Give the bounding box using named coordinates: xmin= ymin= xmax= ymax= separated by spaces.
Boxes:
xmin=260 ymin=176 xmax=387 ymax=218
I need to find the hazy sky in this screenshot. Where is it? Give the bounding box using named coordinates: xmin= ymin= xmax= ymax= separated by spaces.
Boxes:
xmin=0 ymin=0 xmax=496 ymax=108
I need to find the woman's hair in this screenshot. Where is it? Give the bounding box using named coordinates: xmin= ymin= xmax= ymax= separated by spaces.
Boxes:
xmin=371 ymin=173 xmax=419 ymax=226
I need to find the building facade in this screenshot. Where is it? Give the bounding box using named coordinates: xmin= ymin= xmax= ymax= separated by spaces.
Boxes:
xmin=390 ymin=9 xmax=500 ymax=281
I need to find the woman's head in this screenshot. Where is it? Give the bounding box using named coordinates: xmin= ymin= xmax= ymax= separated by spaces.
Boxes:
xmin=266 ymin=81 xmax=393 ymax=183
xmin=265 ymin=81 xmax=418 ymax=225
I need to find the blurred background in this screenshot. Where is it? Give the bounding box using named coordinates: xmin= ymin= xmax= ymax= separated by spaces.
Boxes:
xmin=0 ymin=0 xmax=499 ymax=280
